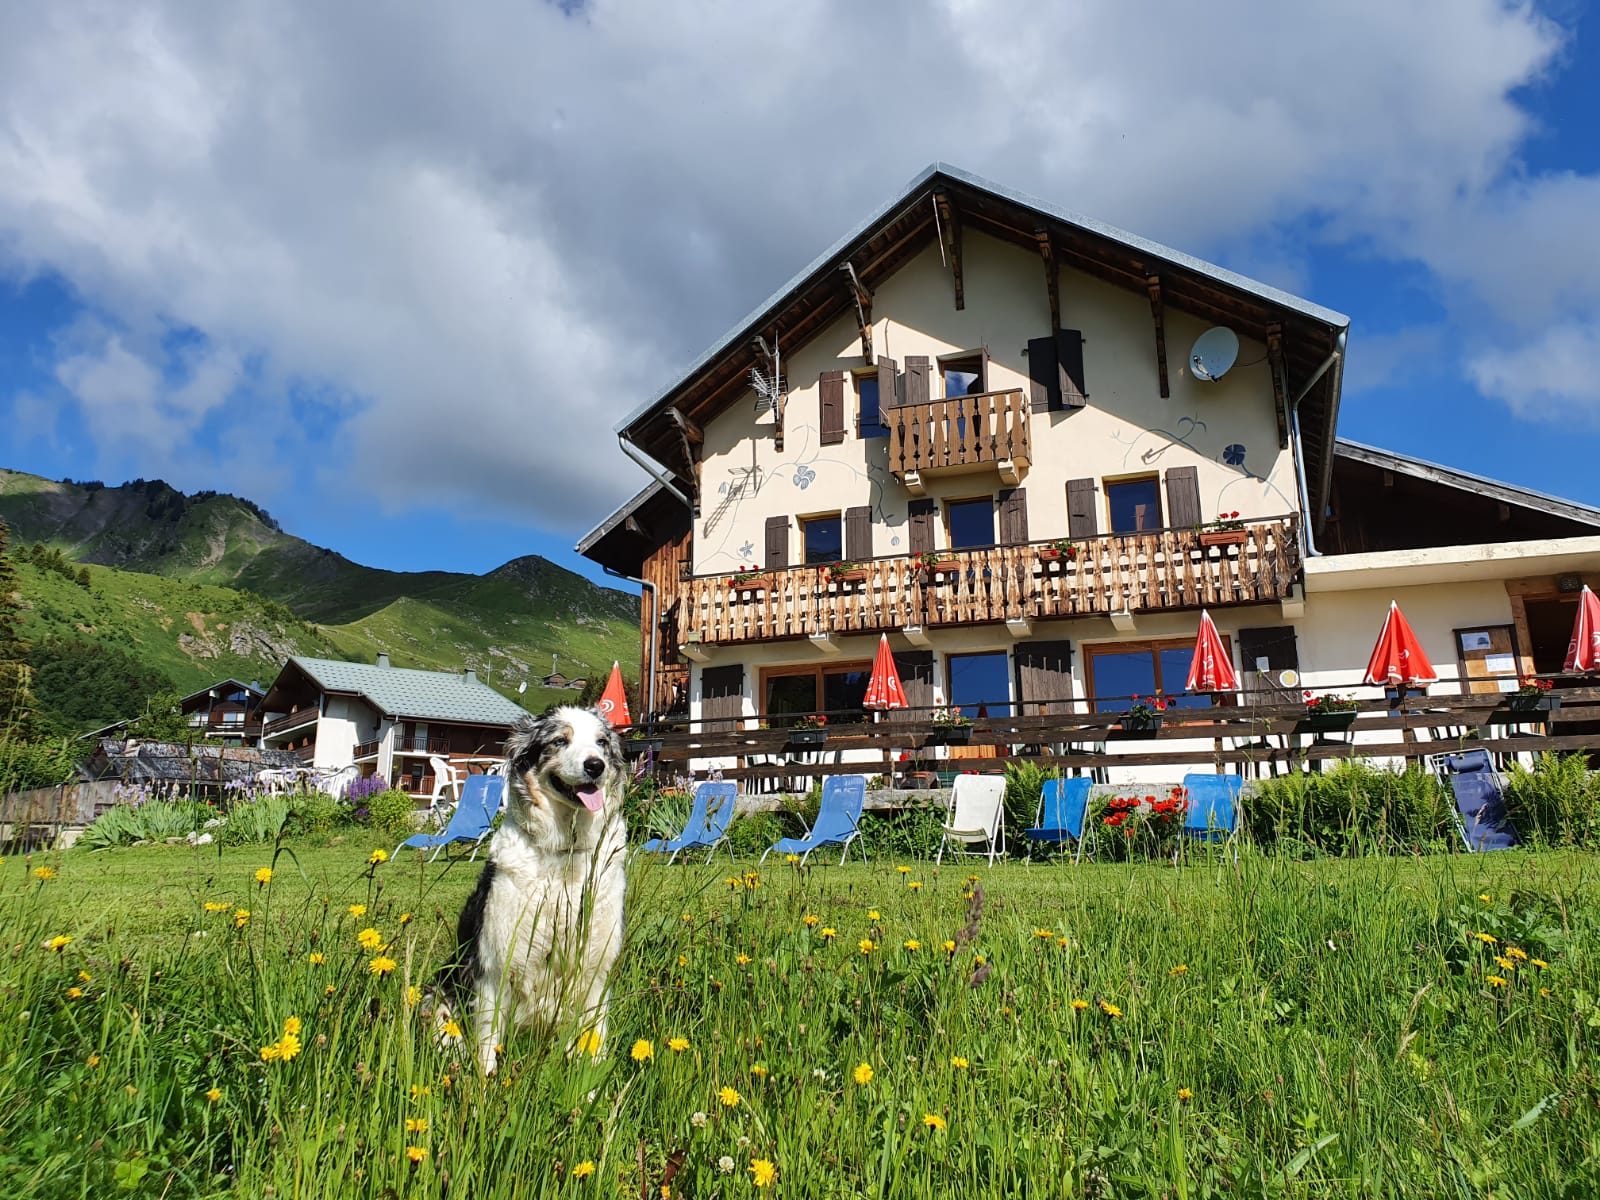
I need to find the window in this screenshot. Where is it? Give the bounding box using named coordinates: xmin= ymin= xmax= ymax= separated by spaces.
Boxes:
xmin=856 ymin=374 xmax=887 ymax=438
xmin=1084 ymin=638 xmax=1231 ymax=712
xmin=941 ymin=353 xmax=985 ymax=398
xmin=762 ymin=663 xmax=871 ymax=725
xmin=946 ymin=497 xmax=994 ymax=550
xmin=802 ymin=514 xmax=843 ymax=565
xmin=1105 ymin=476 xmax=1162 ymax=534
xmin=947 ymin=651 xmax=1012 ymax=717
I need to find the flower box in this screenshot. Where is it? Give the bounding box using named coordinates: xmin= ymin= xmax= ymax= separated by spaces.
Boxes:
xmin=1198 ymin=529 xmax=1248 ymax=548
xmin=786 ymin=728 xmax=829 ymax=748
xmin=1487 ymin=695 xmax=1560 ymax=723
xmin=1299 ymin=710 xmax=1358 ymax=735
xmin=623 ymin=737 xmax=663 ymax=758
xmin=730 ymin=573 xmax=771 ymax=594
xmin=829 ymin=568 xmax=868 ymax=584
xmin=1117 ymin=714 xmax=1163 ymax=737
xmin=926 ymin=725 xmax=974 ymax=745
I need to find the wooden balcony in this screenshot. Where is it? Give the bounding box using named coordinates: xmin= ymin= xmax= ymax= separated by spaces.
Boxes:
xmin=262 ymin=707 xmax=318 ymax=737
xmin=886 ymin=389 xmax=1031 ymax=494
xmin=681 ymin=516 xmax=1299 ymax=649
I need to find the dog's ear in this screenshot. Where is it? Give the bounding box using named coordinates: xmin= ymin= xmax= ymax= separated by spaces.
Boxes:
xmin=505 ymin=714 xmax=561 ymax=775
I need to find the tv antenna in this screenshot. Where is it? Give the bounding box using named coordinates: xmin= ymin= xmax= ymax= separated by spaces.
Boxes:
xmin=750 ymin=335 xmax=784 ymax=417
xmin=1189 ymin=326 xmax=1240 ymax=382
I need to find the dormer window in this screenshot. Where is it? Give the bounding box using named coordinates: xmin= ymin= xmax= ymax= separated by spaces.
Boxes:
xmin=940 ymin=353 xmax=985 ymax=398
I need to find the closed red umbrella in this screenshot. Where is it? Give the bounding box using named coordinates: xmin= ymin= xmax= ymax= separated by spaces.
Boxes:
xmin=1185 ymin=609 xmax=1238 ymax=693
xmin=863 ymin=634 xmax=907 ymax=710
xmin=596 ymin=661 xmax=631 ymax=728
xmin=1363 ymin=602 xmax=1438 ymax=689
xmin=1563 ymin=585 xmax=1600 ymax=672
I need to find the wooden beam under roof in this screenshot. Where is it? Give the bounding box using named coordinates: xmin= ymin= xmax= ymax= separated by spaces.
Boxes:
xmin=666 ymin=405 xmax=703 ymax=446
xmin=933 ymin=189 xmax=964 ymax=310
xmin=1036 ymin=230 xmax=1060 ymax=335
xmin=841 ymin=262 xmax=874 ymax=364
xmin=1265 ymin=325 xmax=1290 ymax=449
xmin=1146 ymin=274 xmax=1169 ymax=399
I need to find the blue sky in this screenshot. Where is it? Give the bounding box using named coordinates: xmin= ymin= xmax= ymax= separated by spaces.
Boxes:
xmin=2 ymin=2 xmax=1599 ymax=590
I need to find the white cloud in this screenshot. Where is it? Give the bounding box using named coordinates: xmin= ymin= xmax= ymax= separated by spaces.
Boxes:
xmin=1469 ymin=321 xmax=1600 ymax=421
xmin=0 ymin=0 xmax=1594 ymax=531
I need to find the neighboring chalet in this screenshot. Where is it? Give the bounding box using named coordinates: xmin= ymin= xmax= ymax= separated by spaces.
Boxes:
xmin=257 ymin=655 xmax=525 ymax=796
xmin=180 ymin=679 xmax=265 ymax=744
xmin=578 ymin=164 xmax=1600 ymax=779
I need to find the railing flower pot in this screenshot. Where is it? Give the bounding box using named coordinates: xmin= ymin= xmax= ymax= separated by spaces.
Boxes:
xmin=731 ymin=574 xmax=771 ymax=595
xmin=623 ymin=737 xmax=664 ymax=758
xmin=786 ymin=728 xmax=829 ymax=748
xmin=1198 ymin=529 xmax=1248 ymax=548
xmin=1299 ymin=710 xmax=1358 ymax=734
xmin=1118 ymin=715 xmax=1163 ymax=737
xmin=829 ymin=568 xmax=868 ymax=584
xmin=1488 ymin=694 xmax=1560 ymax=723
xmin=927 ymin=725 xmax=974 ymax=745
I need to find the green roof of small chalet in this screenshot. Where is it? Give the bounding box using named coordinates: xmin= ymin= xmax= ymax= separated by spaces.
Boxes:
xmin=289 ymin=657 xmax=528 ymax=726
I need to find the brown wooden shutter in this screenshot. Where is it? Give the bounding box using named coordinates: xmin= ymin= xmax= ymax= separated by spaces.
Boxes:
xmin=1057 ymin=329 xmax=1087 ymax=407
xmin=1163 ymin=466 xmax=1202 ymax=530
xmin=997 ymin=487 xmax=1029 ymax=545
xmin=699 ymin=664 xmax=744 ymax=733
xmin=907 ymin=499 xmax=936 ymax=554
xmin=875 ymin=355 xmax=899 ymax=429
xmin=904 ymin=356 xmax=931 ymax=407
xmin=1066 ymin=478 xmax=1098 ymax=538
xmin=889 ymin=650 xmax=934 ymax=724
xmin=977 ymin=345 xmax=990 ymax=392
xmin=844 ymin=505 xmax=873 ymax=561
xmin=1015 ymin=640 xmax=1074 ymax=716
xmin=1027 ymin=335 xmax=1059 ymax=413
xmin=819 ymin=370 xmax=845 ymax=445
xmin=763 ymin=515 xmax=789 ymax=570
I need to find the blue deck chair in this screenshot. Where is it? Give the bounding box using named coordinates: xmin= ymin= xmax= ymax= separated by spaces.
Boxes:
xmin=1023 ymin=777 xmax=1093 ymax=863
xmin=641 ymin=781 xmax=738 ymax=863
xmin=1177 ymin=773 xmax=1243 ymax=861
xmin=1440 ymin=750 xmax=1518 ymax=851
xmin=394 ymin=773 xmax=504 ymax=862
xmin=761 ymin=775 xmax=867 ymax=865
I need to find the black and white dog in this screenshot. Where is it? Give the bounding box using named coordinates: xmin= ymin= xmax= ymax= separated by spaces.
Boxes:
xmin=438 ymin=706 xmax=628 ymax=1074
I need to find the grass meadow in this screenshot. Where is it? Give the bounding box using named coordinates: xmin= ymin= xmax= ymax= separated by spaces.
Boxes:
xmin=2 ymin=841 xmax=1598 ymax=1198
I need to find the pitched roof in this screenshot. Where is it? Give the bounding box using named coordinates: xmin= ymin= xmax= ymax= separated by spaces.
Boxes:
xmin=1333 ymin=440 xmax=1600 ymax=527
xmin=287 ymin=657 xmax=529 ymax=725
xmin=177 ymin=678 xmax=264 ymax=706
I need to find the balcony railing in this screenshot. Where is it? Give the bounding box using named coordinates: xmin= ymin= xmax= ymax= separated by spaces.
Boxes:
xmin=291 ymin=744 xmax=316 ymax=764
xmin=394 ymin=736 xmax=450 ymax=756
xmin=262 ymin=707 xmax=318 ymax=737
xmin=682 ymin=516 xmax=1299 ymax=647
xmin=886 ymin=388 xmax=1030 ymax=491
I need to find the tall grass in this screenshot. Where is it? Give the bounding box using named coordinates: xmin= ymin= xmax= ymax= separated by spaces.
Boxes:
xmin=3 ymin=843 xmax=1596 ymax=1196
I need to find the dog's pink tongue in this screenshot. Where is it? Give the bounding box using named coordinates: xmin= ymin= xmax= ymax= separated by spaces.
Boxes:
xmin=576 ymin=783 xmax=605 ymax=812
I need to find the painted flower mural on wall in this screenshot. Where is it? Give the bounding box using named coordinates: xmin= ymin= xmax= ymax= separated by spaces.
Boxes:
xmin=1223 ymin=443 xmax=1247 ymax=467
xmin=792 ymin=465 xmax=816 ymax=490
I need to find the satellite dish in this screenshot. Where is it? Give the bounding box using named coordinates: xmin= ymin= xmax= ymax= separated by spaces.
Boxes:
xmin=1189 ymin=326 xmax=1240 ymax=381
xmin=1278 ymin=669 xmax=1300 ymax=688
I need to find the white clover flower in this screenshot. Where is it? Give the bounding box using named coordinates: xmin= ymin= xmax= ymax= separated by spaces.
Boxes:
xmin=718 ymin=1156 xmax=735 ymax=1174
xmin=691 ymin=1111 xmax=709 ymax=1129
xmin=737 ymin=1135 xmax=752 ymax=1149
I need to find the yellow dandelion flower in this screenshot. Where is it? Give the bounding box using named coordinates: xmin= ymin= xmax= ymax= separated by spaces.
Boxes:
xmin=1487 ymin=975 xmax=1508 ymax=988
xmin=33 ymin=866 xmax=58 ymax=881
xmin=308 ymin=951 xmax=326 ymax=964
xmin=358 ymin=927 xmax=384 ymax=951
xmin=1178 ymin=1086 xmax=1193 ymax=1102
xmin=819 ymin=927 xmax=837 ymax=941
xmin=974 ymin=954 xmax=986 ymax=966
xmin=406 ymin=985 xmax=421 ymax=1007
xmin=259 ymin=1042 xmax=282 ymax=1062
xmin=903 ymin=939 xmax=921 ymax=952
xmin=749 ymin=1159 xmax=777 ymax=1188
xmin=1170 ymin=964 xmax=1189 ymax=976
xmin=1071 ymin=998 xmax=1089 ymax=1011
xmin=1539 ymin=986 xmax=1552 ymax=998
xmin=324 ymin=984 xmax=336 ymax=996
xmin=575 ymin=1028 xmax=603 ymax=1056
xmin=369 ymin=848 xmax=389 ymax=865
xmin=277 ymin=1032 xmax=302 ymax=1061
xmin=282 ymin=1016 xmax=302 ymax=1036
xmin=907 ymin=880 xmax=923 ymax=890
xmin=858 ymin=938 xmax=876 ymax=955
xmin=254 ymin=867 xmax=273 ymax=886
xmin=45 ymin=934 xmax=71 ymax=953
xmin=66 ymin=986 xmax=84 ymax=999
xmin=719 ymin=1085 xmax=741 ymax=1107
xmin=441 ymin=1074 xmax=452 ymax=1090
xmin=205 ymin=1086 xmax=222 ymax=1104
xmin=668 ymin=1036 xmax=690 ymax=1053
xmin=736 ymin=953 xmax=752 ymax=966
xmin=749 ymin=1064 xmax=767 ymax=1079
xmin=203 ymin=900 xmax=230 ymax=913
xmin=724 ymin=875 xmax=743 ymax=891
xmin=410 ymin=1084 xmax=432 ymax=1099
xmin=405 ymin=1146 xmax=428 ymax=1164
xmin=1506 ymin=946 xmax=1528 ymax=961
xmin=1494 ymin=955 xmax=1515 ymax=972
xmin=1099 ymin=1000 xmax=1122 ymax=1018
xmin=233 ymin=909 xmax=250 ymax=928
xmin=743 ymin=871 xmax=760 ymax=889
xmin=853 ymin=1062 xmax=874 ymax=1086
xmin=951 ymin=1055 xmax=969 ymax=1069
xmin=405 ymin=1117 xmax=429 ymax=1133
xmin=572 ymin=1161 xmax=596 ymax=1179
xmin=77 ymin=970 xmax=92 ymax=983
xmin=1055 ymin=936 xmax=1069 ymax=948
xmin=348 ymin=904 xmax=367 ymax=918
xmin=1478 ymin=893 xmax=1491 ymax=903
xmin=630 ymin=1039 xmax=654 ymax=1063
xmin=942 ymin=939 xmax=957 ymax=954
xmin=922 ymin=1112 xmax=947 ymax=1131
xmin=1471 ymin=931 xmax=1497 ymax=945
xmin=442 ymin=1020 xmax=463 ymax=1040
xmin=398 ymin=911 xmax=413 ymax=925
xmin=677 ymin=954 xmax=688 ymax=967
xmin=802 ymin=914 xmax=820 ymax=927
xmin=368 ymin=955 xmax=397 ymax=976
xmin=896 ymin=865 xmax=911 ymax=874
xmin=785 ymin=853 xmax=800 ymax=864
xmin=1533 ymin=958 xmax=1550 ymax=970
xmin=86 ymin=1053 xmax=101 ymax=1068
xmin=867 ymin=909 xmax=881 ymax=921
xmin=680 ymin=912 xmax=693 ymax=923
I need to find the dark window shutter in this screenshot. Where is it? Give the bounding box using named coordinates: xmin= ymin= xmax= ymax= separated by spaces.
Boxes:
xmin=1058 ymin=329 xmax=1087 ymax=408
xmin=844 ymin=505 xmax=873 ymax=561
xmin=876 ymin=356 xmax=898 ymax=416
xmin=1027 ymin=335 xmax=1060 ymax=413
xmin=763 ymin=515 xmax=789 ymax=570
xmin=978 ymin=345 xmax=990 ymax=393
xmin=699 ymin=664 xmax=744 ymax=732
xmin=1237 ymin=626 xmax=1299 ymax=703
xmin=819 ymin=370 xmax=845 ymax=445
xmin=907 ymin=499 xmax=936 ymax=554
xmin=904 ymin=356 xmax=931 ymax=408
xmin=1015 ymin=640 xmax=1074 ymax=716
xmin=889 ymin=650 xmax=934 ymax=724
xmin=1163 ymin=466 xmax=1202 ymax=530
xmin=998 ymin=487 xmax=1029 ymax=545
xmin=1066 ymin=478 xmax=1098 ymax=539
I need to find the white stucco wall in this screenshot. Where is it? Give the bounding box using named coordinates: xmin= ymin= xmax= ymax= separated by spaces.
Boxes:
xmin=695 ymin=232 xmax=1296 ymax=576
xmin=315 ymin=696 xmax=382 ymax=770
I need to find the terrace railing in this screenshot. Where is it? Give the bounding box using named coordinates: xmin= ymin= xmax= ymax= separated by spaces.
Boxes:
xmin=682 ymin=516 xmax=1299 ymax=647
xmin=886 ymin=388 xmax=1030 ymax=487
xmin=262 ymin=707 xmax=318 ymax=737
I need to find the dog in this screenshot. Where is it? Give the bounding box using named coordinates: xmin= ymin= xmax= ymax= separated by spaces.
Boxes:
xmin=437 ymin=706 xmax=628 ymax=1074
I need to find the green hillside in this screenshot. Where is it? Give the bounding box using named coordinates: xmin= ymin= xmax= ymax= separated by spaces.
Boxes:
xmin=0 ymin=469 xmax=641 ymax=734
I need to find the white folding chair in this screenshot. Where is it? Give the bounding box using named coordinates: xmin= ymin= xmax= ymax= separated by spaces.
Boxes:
xmin=426 ymin=755 xmax=462 ymax=819
xmin=936 ymin=775 xmax=1008 ymax=866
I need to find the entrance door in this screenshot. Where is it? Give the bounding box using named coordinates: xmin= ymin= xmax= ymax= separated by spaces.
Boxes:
xmin=1524 ymin=598 xmax=1579 ymax=675
xmin=1454 ymin=625 xmax=1520 ymax=694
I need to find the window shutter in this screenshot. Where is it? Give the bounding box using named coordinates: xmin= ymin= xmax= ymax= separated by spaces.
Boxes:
xmin=904 ymin=356 xmax=931 ymax=408
xmin=907 ymin=498 xmax=936 ymax=554
xmin=997 ymin=487 xmax=1029 ymax=545
xmin=978 ymin=345 xmax=990 ymax=393
xmin=1066 ymin=478 xmax=1098 ymax=539
xmin=1014 ymin=640 xmax=1074 ymax=716
xmin=844 ymin=505 xmax=873 ymax=561
xmin=819 ymin=370 xmax=845 ymax=445
xmin=889 ymin=650 xmax=934 ymax=724
xmin=1027 ymin=335 xmax=1059 ymax=413
xmin=875 ymin=355 xmax=899 ymax=430
xmin=1163 ymin=466 xmax=1202 ymax=530
xmin=1057 ymin=329 xmax=1087 ymax=408
xmin=699 ymin=664 xmax=745 ymax=733
xmin=763 ymin=515 xmax=789 ymax=570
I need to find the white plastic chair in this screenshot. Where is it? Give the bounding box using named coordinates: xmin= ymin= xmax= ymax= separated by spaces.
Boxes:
xmin=426 ymin=755 xmax=462 ymax=818
xmin=936 ymin=775 xmax=1008 ymax=866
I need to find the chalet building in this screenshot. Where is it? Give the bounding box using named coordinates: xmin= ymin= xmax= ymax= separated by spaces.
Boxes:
xmin=180 ymin=678 xmax=264 ymax=744
xmin=579 ymin=165 xmax=1600 ymax=778
xmin=257 ymin=654 xmax=525 ymax=795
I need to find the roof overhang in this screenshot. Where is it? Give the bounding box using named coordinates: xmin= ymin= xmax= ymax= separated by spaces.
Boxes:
xmin=615 ymin=161 xmax=1350 ymax=526
xmin=576 ymin=479 xmax=691 ymax=575
xmin=1305 ymin=535 xmax=1600 ymax=593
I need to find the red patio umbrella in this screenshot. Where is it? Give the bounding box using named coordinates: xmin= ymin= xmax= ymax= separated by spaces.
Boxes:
xmin=596 ymin=661 xmax=631 ymax=728
xmin=1563 ymin=585 xmax=1600 ymax=672
xmin=1363 ymin=601 xmax=1438 ymax=689
xmin=863 ymin=634 xmax=908 ymax=711
xmin=1185 ymin=609 xmax=1238 ymax=693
